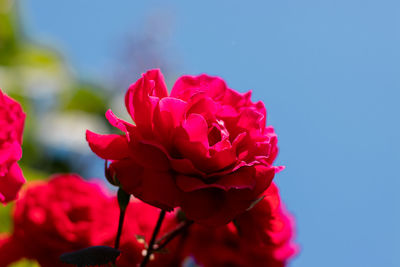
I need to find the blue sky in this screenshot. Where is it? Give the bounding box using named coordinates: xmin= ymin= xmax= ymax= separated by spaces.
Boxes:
xmin=22 ymin=1 xmax=399 ymax=266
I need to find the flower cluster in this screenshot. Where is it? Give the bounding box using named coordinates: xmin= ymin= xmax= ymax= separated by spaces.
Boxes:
xmin=0 ymin=90 xmax=25 ymax=204
xmin=0 ymin=70 xmax=297 ymax=267
xmin=0 ymin=176 xmax=296 ymax=267
xmin=0 ymin=175 xmax=176 ymax=267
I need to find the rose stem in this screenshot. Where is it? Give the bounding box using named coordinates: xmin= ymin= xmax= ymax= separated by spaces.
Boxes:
xmin=114 ymin=188 xmax=131 ymax=250
xmin=140 ymin=210 xmax=166 ymax=267
xmin=155 ymin=220 xmax=194 ymax=251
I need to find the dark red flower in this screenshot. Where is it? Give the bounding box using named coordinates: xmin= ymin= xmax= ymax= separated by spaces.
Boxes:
xmin=7 ymin=174 xmax=117 ymax=266
xmin=87 ymin=69 xmax=282 ymax=225
xmin=176 ymin=183 xmax=298 ymax=267
xmin=0 ymin=90 xmax=25 ymax=204
xmin=0 ymin=174 xmax=179 ymax=267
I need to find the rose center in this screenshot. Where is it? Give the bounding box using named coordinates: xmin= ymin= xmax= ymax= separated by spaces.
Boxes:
xmin=208 ymin=119 xmax=229 ymax=146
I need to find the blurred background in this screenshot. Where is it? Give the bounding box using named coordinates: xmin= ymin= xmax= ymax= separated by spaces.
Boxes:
xmin=0 ymin=0 xmax=399 ymax=266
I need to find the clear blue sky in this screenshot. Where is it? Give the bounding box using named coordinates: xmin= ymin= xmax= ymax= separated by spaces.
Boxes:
xmin=22 ymin=1 xmax=399 ymax=266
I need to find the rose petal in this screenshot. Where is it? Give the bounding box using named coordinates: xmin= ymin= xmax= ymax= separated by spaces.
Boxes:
xmin=221 ymin=88 xmax=250 ymax=107
xmin=237 ymin=108 xmax=264 ymax=133
xmin=171 ymin=74 xmax=227 ymax=101
xmin=173 ymin=114 xmax=210 ymax=169
xmin=186 ymin=94 xmax=217 ymax=123
xmin=105 ymin=110 xmax=135 ymax=138
xmin=0 ymin=141 xmax=22 ymax=169
xmin=109 ymin=159 xmax=178 ymax=211
xmin=176 ymin=166 xmax=256 ymax=193
xmin=0 ymin=90 xmax=25 ymax=145
xmin=109 ymin=159 xmax=144 ymax=192
xmin=180 ymin=187 xmax=257 ymax=226
xmin=0 ymin=163 xmax=25 ymax=203
xmin=153 ymin=97 xmax=187 ymax=148
xmin=179 ymin=163 xmax=276 ymax=226
xmin=129 ymin=141 xmax=171 ymax=171
xmin=125 ymin=69 xmax=167 ymax=136
xmin=252 ymin=164 xmax=276 ymax=196
xmin=136 ymin=170 xmax=179 ymax=211
xmin=86 ymin=130 xmax=130 ymax=160
xmin=181 ymin=113 xmax=209 ymax=147
xmin=170 ymin=158 xmax=205 ymax=177
xmin=179 ymin=188 xmax=224 ymax=223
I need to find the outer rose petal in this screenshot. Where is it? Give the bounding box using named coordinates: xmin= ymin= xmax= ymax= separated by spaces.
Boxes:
xmin=179 ymin=164 xmax=275 ymax=226
xmin=125 ymin=69 xmax=168 ymax=136
xmin=0 ymin=90 xmax=26 ymax=145
xmin=0 ymin=141 xmax=22 ymax=171
xmin=236 ymin=108 xmax=265 ymax=133
xmin=179 ymin=188 xmax=253 ymax=226
xmin=235 ymin=182 xmax=298 ymax=264
xmin=176 ymin=166 xmax=257 ymax=192
xmin=109 ymin=159 xmax=178 ymax=211
xmin=129 ymin=141 xmax=171 ymax=171
xmin=186 ymin=94 xmax=218 ymax=123
xmin=170 ymin=74 xmax=227 ymax=101
xmin=105 ymin=109 xmax=135 ymax=137
xmin=0 ymin=163 xmax=25 ymax=203
xmin=153 ymin=97 xmax=187 ymax=148
xmin=86 ymin=130 xmax=130 ymax=160
xmin=168 ymin=157 xmax=205 ymax=177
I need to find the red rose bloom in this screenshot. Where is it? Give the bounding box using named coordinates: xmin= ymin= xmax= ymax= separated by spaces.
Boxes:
xmin=0 ymin=90 xmax=25 ymax=204
xmin=177 ymin=183 xmax=297 ymax=267
xmin=0 ymin=174 xmax=118 ymax=267
xmin=235 ymin=182 xmax=298 ymax=265
xmin=87 ymin=69 xmax=282 ymax=225
xmin=0 ymin=174 xmax=179 ymax=267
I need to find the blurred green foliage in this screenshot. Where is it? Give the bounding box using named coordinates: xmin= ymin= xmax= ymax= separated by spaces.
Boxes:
xmin=0 ymin=0 xmax=19 ymax=65
xmin=0 ymin=0 xmax=112 ymax=245
xmin=0 ymin=2 xmax=121 ymax=266
xmin=61 ymin=84 xmax=109 ymax=115
xmin=0 ymin=204 xmax=12 ymax=233
xmin=0 ymin=0 xmax=111 ymax=175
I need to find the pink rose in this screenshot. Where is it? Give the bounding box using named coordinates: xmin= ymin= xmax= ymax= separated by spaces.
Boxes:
xmin=0 ymin=90 xmax=25 ymax=204
xmin=87 ymin=69 xmax=281 ymax=225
